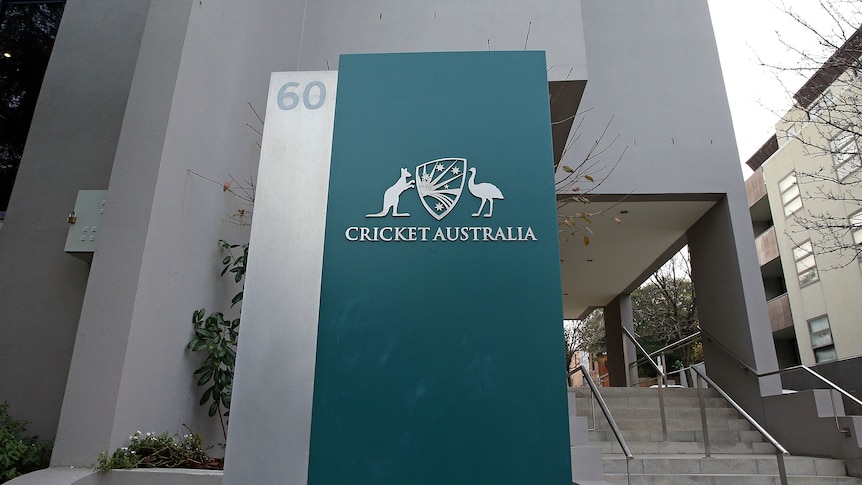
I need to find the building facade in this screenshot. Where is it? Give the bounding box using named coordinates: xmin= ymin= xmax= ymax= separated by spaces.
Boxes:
xmin=745 ymin=27 xmax=862 ymax=372
xmin=1 ymin=0 xmax=806 ymax=482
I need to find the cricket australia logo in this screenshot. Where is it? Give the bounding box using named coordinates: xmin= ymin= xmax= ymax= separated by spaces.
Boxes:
xmin=365 ymin=158 xmax=504 ymax=220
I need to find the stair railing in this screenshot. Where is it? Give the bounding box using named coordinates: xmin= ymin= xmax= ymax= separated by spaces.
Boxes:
xmin=570 ymin=364 xmax=634 ymax=485
xmin=688 ymin=365 xmax=790 ymax=485
xmin=620 ymin=326 xmax=668 ymax=441
xmin=700 ymin=327 xmax=862 ymax=433
xmin=635 ymin=330 xmax=702 ymax=387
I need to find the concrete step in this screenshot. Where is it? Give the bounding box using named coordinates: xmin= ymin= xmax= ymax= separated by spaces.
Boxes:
xmin=573 ymin=395 xmax=732 ymax=410
xmin=600 ymin=455 xmax=862 ymax=485
xmin=597 ymin=440 xmax=776 ymax=455
xmin=569 ymin=387 xmax=862 ymax=485
xmin=588 ymin=416 xmax=754 ymax=433
xmin=589 ymin=428 xmax=764 ymax=444
xmin=603 ymin=455 xmax=849 ymax=476
xmin=603 ymin=473 xmax=862 ymax=484
xmin=577 ymin=404 xmax=739 ymax=420
xmin=570 ymin=387 xmax=718 ymax=400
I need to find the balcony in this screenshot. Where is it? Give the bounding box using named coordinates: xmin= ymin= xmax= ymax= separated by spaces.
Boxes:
xmin=768 ymin=293 xmax=793 ymax=333
xmin=755 ymin=226 xmax=779 ymax=266
xmin=746 ymin=168 xmax=767 ymax=207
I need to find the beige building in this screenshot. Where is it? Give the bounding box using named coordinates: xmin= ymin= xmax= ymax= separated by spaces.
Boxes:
xmin=745 ymin=27 xmax=862 ymax=371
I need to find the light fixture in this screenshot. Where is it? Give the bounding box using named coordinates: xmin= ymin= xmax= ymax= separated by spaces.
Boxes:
xmin=2 ymin=53 xmax=11 ymax=58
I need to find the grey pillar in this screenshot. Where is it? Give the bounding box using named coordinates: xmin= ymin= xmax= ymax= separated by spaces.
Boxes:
xmin=687 ymin=197 xmax=781 ymax=423
xmin=604 ymin=294 xmax=636 ymax=387
xmin=0 ymin=0 xmax=151 ymax=442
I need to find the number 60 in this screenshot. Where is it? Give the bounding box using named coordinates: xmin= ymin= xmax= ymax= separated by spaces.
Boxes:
xmin=277 ymin=81 xmax=326 ymax=110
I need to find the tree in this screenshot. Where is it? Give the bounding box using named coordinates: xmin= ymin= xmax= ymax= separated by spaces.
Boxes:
xmin=566 ymin=249 xmax=700 ymax=373
xmin=763 ymin=2 xmax=862 ymax=267
xmin=555 ymin=113 xmax=627 ymax=246
xmin=631 ymin=250 xmax=699 ymax=367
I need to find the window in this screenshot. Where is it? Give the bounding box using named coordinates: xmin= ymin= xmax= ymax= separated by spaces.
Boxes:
xmin=830 ymin=131 xmax=861 ymax=181
xmin=851 ymin=211 xmax=862 ymax=248
xmin=793 ymin=240 xmax=818 ymax=286
xmin=779 ymin=173 xmax=802 ymax=216
xmin=808 ymin=315 xmax=837 ymax=363
xmin=808 ymin=94 xmax=835 ymax=123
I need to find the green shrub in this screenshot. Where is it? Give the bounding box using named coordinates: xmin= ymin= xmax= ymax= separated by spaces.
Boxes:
xmin=96 ymin=430 xmax=217 ymax=471
xmin=0 ymin=402 xmax=52 ymax=483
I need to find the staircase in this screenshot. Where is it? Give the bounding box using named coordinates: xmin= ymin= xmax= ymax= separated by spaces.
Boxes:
xmin=570 ymin=386 xmax=862 ymax=485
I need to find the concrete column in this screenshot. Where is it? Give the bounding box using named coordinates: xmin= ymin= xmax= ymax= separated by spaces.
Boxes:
xmin=51 ymin=0 xmax=194 ymax=466
xmin=687 ymin=196 xmax=782 ymax=423
xmin=0 ymin=0 xmax=150 ymax=441
xmin=604 ymin=294 xmax=636 ymax=387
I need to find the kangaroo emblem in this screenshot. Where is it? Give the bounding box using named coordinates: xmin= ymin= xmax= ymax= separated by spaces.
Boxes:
xmin=366 ymin=168 xmax=415 ymax=218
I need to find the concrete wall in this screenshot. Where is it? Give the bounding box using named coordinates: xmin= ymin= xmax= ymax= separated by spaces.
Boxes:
xmin=574 ymin=0 xmax=742 ymax=196
xmin=294 ymin=0 xmax=587 ymax=82
xmin=573 ymin=0 xmax=781 ymax=409
xmin=764 ymin=390 xmax=862 ymax=475
xmin=52 ymin=0 xmax=309 ymax=464
xmin=0 ymin=0 xmax=151 ymax=439
xmin=8 ymin=468 xmax=221 ymax=485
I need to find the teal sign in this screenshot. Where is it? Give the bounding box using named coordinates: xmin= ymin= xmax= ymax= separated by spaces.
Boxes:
xmin=307 ymin=52 xmax=571 ymax=484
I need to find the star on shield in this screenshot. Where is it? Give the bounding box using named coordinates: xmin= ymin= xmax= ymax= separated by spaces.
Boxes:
xmin=415 ymin=158 xmax=467 ymax=220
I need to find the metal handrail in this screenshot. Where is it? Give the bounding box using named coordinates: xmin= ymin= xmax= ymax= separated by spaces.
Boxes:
xmin=622 ymin=327 xmax=665 ymax=379
xmin=700 ymin=326 xmax=861 ymax=434
xmin=570 ymin=364 xmax=633 ymax=485
xmin=621 ymin=326 xmax=668 ymax=440
xmin=699 ymin=326 xmax=862 ymax=408
xmin=647 ymin=331 xmax=701 ymax=359
xmin=689 ymin=365 xmax=790 ymax=485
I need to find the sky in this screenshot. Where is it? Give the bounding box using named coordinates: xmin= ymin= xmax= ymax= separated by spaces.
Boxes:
xmin=706 ymin=0 xmax=849 ymax=176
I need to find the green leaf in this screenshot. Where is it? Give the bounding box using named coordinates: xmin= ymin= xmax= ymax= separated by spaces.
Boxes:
xmin=231 ymin=292 xmax=243 ymax=307
xmin=562 ymin=165 xmax=574 ymax=173
xmin=222 ymin=256 xmax=231 ymax=265
xmin=197 ymin=370 xmax=214 ymax=386
xmin=208 ymin=401 xmax=219 ymax=417
xmin=199 ymin=387 xmax=214 ymax=405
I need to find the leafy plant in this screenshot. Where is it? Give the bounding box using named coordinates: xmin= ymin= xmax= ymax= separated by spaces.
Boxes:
xmin=187 ymin=240 xmax=247 ymax=440
xmin=96 ymin=430 xmax=218 ymax=471
xmin=0 ymin=401 xmax=51 ymax=483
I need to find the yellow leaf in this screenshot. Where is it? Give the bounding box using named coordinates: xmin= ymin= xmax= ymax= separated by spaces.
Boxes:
xmin=585 ymin=226 xmax=593 ymax=234
xmin=614 ymin=217 xmax=622 ymax=224
xmin=571 ymin=187 xmax=580 ymax=192
xmin=564 ymin=218 xmax=573 ymax=227
xmin=223 ymin=181 xmax=232 ymax=191
xmin=562 ymin=165 xmax=574 ymax=173
xmin=583 ymin=236 xmax=590 ymax=246
xmin=584 ymin=175 xmax=594 ymax=182
xmin=580 ymin=215 xmax=592 ymax=224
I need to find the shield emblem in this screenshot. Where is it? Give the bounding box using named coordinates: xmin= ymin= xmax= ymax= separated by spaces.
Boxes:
xmin=415 ymin=158 xmax=467 ymax=220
